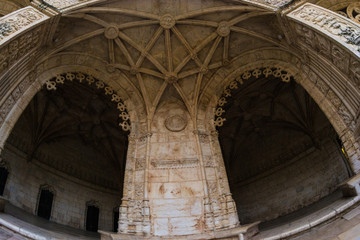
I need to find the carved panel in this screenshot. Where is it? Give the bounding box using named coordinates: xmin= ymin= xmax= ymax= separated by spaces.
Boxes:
xmin=288 ymin=3 xmax=360 ymax=54
xmin=0 ymin=26 xmax=42 ymax=77
xmin=0 ymin=7 xmax=47 ymax=44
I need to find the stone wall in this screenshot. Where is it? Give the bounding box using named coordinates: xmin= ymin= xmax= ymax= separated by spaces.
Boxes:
xmin=1 ymin=143 xmax=121 ymax=231
xmin=231 ymin=138 xmax=349 ymax=223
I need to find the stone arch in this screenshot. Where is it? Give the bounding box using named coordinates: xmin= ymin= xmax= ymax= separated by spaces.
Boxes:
xmin=198 ymin=47 xmax=360 ymax=173
xmin=0 ymin=52 xmax=148 ymax=153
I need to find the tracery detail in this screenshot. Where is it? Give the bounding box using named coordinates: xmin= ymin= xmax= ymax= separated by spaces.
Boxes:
xmin=214 ymin=67 xmax=292 ymax=127
xmin=45 ymin=72 xmax=131 ymax=131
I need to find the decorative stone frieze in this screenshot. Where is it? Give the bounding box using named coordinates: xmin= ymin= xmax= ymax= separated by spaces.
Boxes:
xmin=0 ymin=7 xmax=47 ymax=44
xmin=288 ymin=3 xmax=360 ymax=55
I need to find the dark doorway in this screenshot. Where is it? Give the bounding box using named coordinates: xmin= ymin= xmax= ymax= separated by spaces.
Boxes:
xmin=113 ymin=210 xmax=119 ymax=232
xmin=0 ymin=167 xmax=8 ymax=195
xmin=86 ymin=205 xmax=99 ymax=232
xmin=37 ymin=189 xmax=54 ymax=220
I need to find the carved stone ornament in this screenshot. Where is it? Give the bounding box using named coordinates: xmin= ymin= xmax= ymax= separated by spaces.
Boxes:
xmin=347 ymin=3 xmax=360 ymax=24
xmin=164 ymin=114 xmax=187 ymax=132
xmin=42 ymin=0 xmax=93 ymax=11
xmin=288 ymin=3 xmax=360 ymax=54
xmin=45 ymin=72 xmax=131 ymax=131
xmin=105 ymin=25 xmax=119 ymax=40
xmin=151 ymin=158 xmax=199 ymax=169
xmin=217 ymin=22 xmax=230 ymax=37
xmin=214 ymin=67 xmax=293 ymax=127
xmin=160 ymin=14 xmax=175 ymax=29
xmin=0 ymin=7 xmax=47 ymax=44
xmin=243 ymin=0 xmax=292 ymax=8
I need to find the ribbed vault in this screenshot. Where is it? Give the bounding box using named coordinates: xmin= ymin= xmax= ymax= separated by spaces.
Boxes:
xmin=48 ymin=0 xmax=288 ymax=125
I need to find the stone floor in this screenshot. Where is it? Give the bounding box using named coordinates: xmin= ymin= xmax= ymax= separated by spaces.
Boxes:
xmin=0 ymin=197 xmax=359 ymax=240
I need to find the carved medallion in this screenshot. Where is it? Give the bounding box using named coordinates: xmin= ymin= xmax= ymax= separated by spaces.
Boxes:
xmin=160 ymin=14 xmax=175 ymax=29
xmin=165 ymin=114 xmax=187 ymax=132
xmin=105 ymin=25 xmax=119 ymax=39
xmin=217 ymin=21 xmax=230 ymax=37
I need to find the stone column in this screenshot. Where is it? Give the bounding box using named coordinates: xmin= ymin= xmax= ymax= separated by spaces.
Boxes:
xmin=118 ymin=133 xmax=150 ymax=235
xmin=195 ymin=130 xmax=239 ymax=230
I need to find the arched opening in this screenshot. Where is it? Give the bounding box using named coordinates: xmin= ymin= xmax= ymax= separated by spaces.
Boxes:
xmin=37 ymin=186 xmax=54 ymax=220
xmin=86 ymin=202 xmax=100 ymax=232
xmin=1 ymin=72 xmax=129 ymax=231
xmin=215 ymin=68 xmax=352 ymax=224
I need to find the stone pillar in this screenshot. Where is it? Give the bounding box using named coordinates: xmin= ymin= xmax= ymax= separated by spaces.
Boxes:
xmin=195 ymin=130 xmax=239 ymax=231
xmin=118 ymin=102 xmax=240 ymax=238
xmin=118 ymin=133 xmax=150 ymax=235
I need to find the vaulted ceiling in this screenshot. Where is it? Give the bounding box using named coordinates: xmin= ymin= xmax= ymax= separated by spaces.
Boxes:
xmin=47 ymin=0 xmax=288 ymax=123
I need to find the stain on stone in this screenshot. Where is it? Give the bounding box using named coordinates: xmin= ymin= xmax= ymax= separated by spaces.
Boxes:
xmin=159 ymin=184 xmax=165 ymax=194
